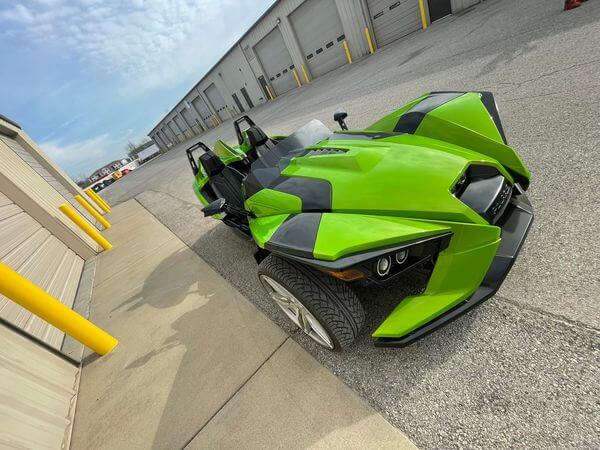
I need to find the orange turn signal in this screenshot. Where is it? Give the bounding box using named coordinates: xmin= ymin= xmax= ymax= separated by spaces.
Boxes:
xmin=322 ymin=268 xmax=366 ymax=282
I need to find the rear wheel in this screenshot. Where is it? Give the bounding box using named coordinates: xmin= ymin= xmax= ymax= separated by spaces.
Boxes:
xmin=258 ymin=254 xmax=365 ymax=351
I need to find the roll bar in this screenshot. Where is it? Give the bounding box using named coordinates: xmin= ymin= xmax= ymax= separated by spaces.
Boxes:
xmin=233 ymin=115 xmax=256 ymax=145
xmin=185 ymin=141 xmax=212 ymax=175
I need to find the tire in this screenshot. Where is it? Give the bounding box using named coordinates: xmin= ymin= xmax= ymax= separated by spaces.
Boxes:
xmin=258 ymin=254 xmax=365 ymax=351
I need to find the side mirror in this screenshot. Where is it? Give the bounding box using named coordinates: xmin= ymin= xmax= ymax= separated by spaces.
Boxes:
xmin=333 ymin=110 xmax=348 ymax=131
xmin=203 ymin=198 xmax=226 ymax=217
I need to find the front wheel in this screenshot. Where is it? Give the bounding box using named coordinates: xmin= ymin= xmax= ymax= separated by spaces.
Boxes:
xmin=258 ymin=254 xmax=365 ymax=351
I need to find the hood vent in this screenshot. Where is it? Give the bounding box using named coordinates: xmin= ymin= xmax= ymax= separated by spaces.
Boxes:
xmin=306 ymin=148 xmax=347 ymax=156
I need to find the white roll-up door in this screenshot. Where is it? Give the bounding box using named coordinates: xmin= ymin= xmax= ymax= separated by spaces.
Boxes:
xmin=174 ymin=114 xmax=190 ymax=139
xmin=253 ymin=27 xmax=296 ymax=96
xmin=167 ymin=121 xmax=182 ymax=143
xmin=204 ymin=84 xmax=230 ymax=122
xmin=0 ymin=134 xmax=96 ymax=225
xmin=0 ymin=191 xmax=84 ymax=348
xmin=290 ymin=0 xmax=347 ymax=79
xmin=181 ymin=107 xmax=201 ymax=135
xmin=191 ymin=95 xmax=214 ymax=128
xmin=366 ymin=0 xmax=422 ymax=48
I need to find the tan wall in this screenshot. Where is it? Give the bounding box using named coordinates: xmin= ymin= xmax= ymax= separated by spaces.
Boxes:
xmin=0 ymin=117 xmax=98 ymax=259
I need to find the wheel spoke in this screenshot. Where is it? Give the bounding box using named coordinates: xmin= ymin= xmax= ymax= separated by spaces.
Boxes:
xmin=260 ymin=275 xmax=335 ymax=350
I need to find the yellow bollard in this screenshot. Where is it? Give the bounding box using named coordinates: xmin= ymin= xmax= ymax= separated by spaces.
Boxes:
xmin=365 ymin=27 xmax=375 ymax=54
xmin=227 ymin=107 xmax=235 ymax=119
xmin=343 ymin=40 xmax=353 ymax=64
xmin=85 ymin=188 xmax=110 ymax=214
xmin=59 ymin=204 xmax=112 ymax=251
xmin=292 ymin=69 xmax=302 ymax=88
xmin=301 ymin=65 xmax=310 ymax=83
xmin=75 ymin=195 xmax=111 ymax=230
xmin=418 ymin=0 xmax=428 ymax=30
xmin=0 ymin=262 xmax=118 ymax=355
xmin=265 ymin=84 xmax=275 ymax=101
xmin=88 ymin=188 xmax=111 ymax=212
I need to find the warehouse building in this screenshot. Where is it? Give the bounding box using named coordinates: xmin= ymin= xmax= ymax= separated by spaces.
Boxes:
xmin=0 ymin=114 xmax=107 ymax=448
xmin=148 ymin=0 xmax=481 ymax=148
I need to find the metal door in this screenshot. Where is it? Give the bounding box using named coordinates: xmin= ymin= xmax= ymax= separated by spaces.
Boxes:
xmin=253 ymin=27 xmax=296 ymax=95
xmin=366 ymin=0 xmax=422 ymax=48
xmin=290 ymin=0 xmax=347 ymax=78
xmin=191 ymin=95 xmax=214 ymax=128
xmin=204 ymin=83 xmax=230 ymax=122
xmin=0 ymin=135 xmax=96 ymax=225
xmin=428 ymin=0 xmax=452 ymax=22
xmin=0 ymin=191 xmax=84 ymax=348
xmin=232 ymin=93 xmax=245 ymax=113
xmin=241 ymin=87 xmax=254 ymax=109
xmin=0 ymin=324 xmax=79 ymax=449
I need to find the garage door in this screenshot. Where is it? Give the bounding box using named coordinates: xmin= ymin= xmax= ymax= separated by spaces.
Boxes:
xmin=191 ymin=95 xmax=214 ymax=128
xmin=174 ymin=115 xmax=191 ymax=139
xmin=204 ymin=84 xmax=230 ymax=122
xmin=290 ymin=0 xmax=347 ymax=79
xmin=253 ymin=27 xmax=296 ymax=96
xmin=181 ymin=106 xmax=202 ymax=135
xmin=367 ymin=0 xmax=422 ymax=48
xmin=159 ymin=128 xmax=173 ymax=146
xmin=167 ymin=121 xmax=182 ymax=143
xmin=0 ymin=191 xmax=84 ymax=349
xmin=0 ymin=134 xmax=96 ymax=225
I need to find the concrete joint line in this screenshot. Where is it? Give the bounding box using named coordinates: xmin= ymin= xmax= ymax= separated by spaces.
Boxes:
xmin=180 ymin=337 xmax=290 ymax=449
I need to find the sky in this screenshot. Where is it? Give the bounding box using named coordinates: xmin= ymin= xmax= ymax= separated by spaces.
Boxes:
xmin=0 ymin=0 xmax=273 ymax=180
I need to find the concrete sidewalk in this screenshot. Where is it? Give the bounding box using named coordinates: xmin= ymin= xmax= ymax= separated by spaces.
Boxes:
xmin=71 ymin=200 xmax=415 ymax=449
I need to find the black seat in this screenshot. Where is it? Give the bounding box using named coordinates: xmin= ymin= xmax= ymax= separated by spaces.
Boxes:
xmin=199 ymin=151 xmax=245 ymax=209
xmin=246 ymin=126 xmax=277 ymax=162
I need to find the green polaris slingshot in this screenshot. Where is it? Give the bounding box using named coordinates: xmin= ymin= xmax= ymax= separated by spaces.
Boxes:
xmin=186 ymin=91 xmax=533 ymax=351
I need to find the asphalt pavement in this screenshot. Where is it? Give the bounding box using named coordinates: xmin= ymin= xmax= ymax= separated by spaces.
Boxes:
xmin=102 ymin=0 xmax=600 ymax=447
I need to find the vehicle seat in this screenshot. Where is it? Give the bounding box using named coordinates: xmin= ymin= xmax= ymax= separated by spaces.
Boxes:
xmin=246 ymin=126 xmax=277 ymax=161
xmin=199 ymin=151 xmax=245 ymax=209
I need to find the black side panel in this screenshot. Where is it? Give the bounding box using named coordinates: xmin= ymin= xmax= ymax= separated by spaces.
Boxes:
xmin=272 ymin=176 xmax=332 ymax=211
xmin=480 ymin=91 xmax=508 ymax=144
xmin=394 ymin=92 xmax=464 ymax=133
xmin=265 ymin=213 xmax=322 ymax=258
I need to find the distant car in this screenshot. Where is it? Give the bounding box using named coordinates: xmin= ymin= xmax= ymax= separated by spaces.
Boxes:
xmin=103 ymin=178 xmax=115 ymax=186
xmin=121 ymin=168 xmax=131 ymax=175
xmin=92 ymin=183 xmax=104 ymax=192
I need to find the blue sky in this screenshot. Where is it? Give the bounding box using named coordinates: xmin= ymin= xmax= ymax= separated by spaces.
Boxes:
xmin=0 ymin=0 xmax=273 ymax=179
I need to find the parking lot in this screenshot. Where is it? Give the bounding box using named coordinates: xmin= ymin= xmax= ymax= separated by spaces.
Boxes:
xmin=102 ymin=0 xmax=600 ymax=447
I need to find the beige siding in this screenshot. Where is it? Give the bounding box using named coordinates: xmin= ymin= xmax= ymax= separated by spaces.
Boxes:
xmin=0 ymin=324 xmax=79 ymax=449
xmin=0 ymin=138 xmax=98 ymax=252
xmin=0 ymin=191 xmax=84 ymax=348
xmin=0 ymin=134 xmax=97 ymax=225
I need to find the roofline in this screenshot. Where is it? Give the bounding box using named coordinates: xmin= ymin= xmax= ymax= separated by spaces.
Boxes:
xmin=148 ymin=0 xmax=283 ymax=136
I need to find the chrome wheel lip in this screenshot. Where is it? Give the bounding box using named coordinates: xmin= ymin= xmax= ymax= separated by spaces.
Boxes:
xmin=260 ymin=275 xmax=335 ymax=350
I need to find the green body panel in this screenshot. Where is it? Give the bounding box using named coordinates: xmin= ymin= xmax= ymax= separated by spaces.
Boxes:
xmin=249 ymin=214 xmax=290 ymax=247
xmin=313 ymin=214 xmax=450 ymax=261
xmin=372 ymin=219 xmax=500 ymax=337
xmin=190 ymin=91 xmax=532 ymax=341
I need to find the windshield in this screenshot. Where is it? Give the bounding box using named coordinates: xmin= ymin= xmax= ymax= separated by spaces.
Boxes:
xmin=252 ymin=119 xmax=332 ymax=170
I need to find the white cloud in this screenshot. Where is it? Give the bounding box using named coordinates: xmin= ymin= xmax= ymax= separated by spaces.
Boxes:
xmin=0 ymin=0 xmax=270 ymax=94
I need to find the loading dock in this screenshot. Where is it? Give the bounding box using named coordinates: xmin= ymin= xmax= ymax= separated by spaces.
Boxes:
xmin=366 ymin=0 xmax=422 ymax=48
xmin=253 ymin=27 xmax=297 ymax=96
xmin=289 ymin=0 xmax=347 ymax=78
xmin=191 ymin=95 xmax=214 ymax=128
xmin=204 ymin=83 xmax=230 ymax=122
